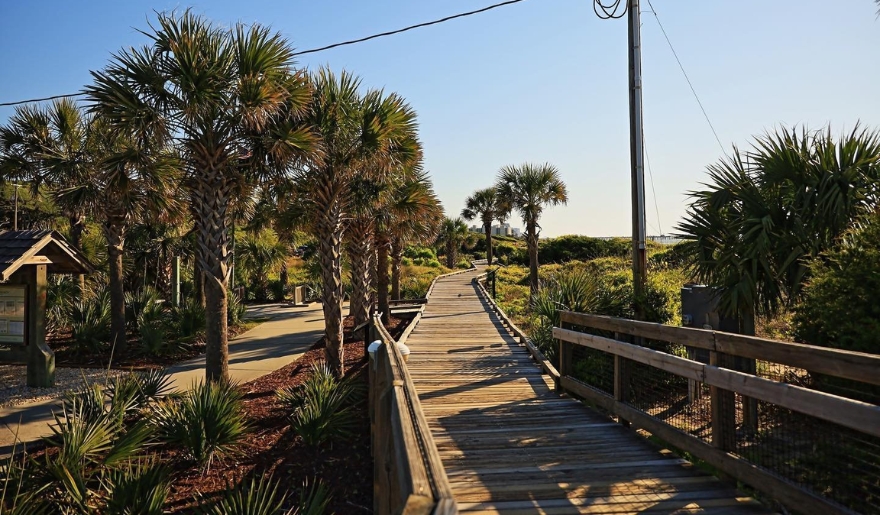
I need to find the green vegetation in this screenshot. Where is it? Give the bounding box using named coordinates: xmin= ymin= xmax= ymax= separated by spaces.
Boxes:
xmin=277 ymin=363 xmax=362 ymax=446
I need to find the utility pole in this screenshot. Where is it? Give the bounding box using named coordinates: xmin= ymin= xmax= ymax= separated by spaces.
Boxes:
xmin=13 ymin=183 xmax=22 ymax=231
xmin=628 ymin=0 xmax=648 ymax=318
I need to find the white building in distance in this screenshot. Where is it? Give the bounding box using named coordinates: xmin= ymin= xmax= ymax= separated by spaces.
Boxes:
xmin=469 ymin=223 xmax=522 ymax=238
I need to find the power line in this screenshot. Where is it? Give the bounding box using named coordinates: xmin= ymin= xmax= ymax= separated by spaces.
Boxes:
xmin=0 ymin=0 xmax=527 ymax=108
xmin=643 ymin=143 xmax=663 ymax=235
xmin=293 ymin=0 xmax=526 ymax=56
xmin=644 ymin=0 xmax=726 ymax=154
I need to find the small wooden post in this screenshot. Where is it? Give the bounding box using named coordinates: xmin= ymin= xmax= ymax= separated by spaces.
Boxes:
xmin=613 ymin=332 xmax=631 ymax=427
xmin=171 ymin=256 xmax=181 ymax=308
xmin=558 ymin=335 xmax=573 ymax=393
xmin=710 ymin=350 xmax=736 ymax=451
xmin=20 ymin=265 xmax=53 ymax=387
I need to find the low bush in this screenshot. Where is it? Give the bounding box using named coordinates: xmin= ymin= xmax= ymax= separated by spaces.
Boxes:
xmin=228 ymin=292 xmax=247 ymax=326
xmin=69 ymin=289 xmax=112 ymax=353
xmin=155 ymin=380 xmax=249 ymax=470
xmin=277 ymin=363 xmax=361 ymax=446
xmin=171 ymin=298 xmax=206 ymax=341
xmin=539 ymin=235 xmax=631 ymax=263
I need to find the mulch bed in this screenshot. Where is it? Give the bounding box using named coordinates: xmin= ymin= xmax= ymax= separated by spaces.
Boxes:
xmin=163 ymin=315 xmax=406 ymax=513
xmin=15 ymin=315 xmax=410 ymax=513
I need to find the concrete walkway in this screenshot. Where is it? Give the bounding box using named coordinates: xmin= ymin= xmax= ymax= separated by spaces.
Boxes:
xmin=0 ymin=301 xmax=328 ymax=456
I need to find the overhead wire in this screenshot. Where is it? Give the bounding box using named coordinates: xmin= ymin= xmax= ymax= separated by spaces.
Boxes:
xmin=0 ymin=0 xmax=527 ymax=108
xmin=644 ymin=0 xmax=726 ymax=154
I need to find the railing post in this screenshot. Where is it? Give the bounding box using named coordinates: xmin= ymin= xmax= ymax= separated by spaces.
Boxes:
xmin=613 ymin=332 xmax=631 ymax=427
xmin=558 ymin=333 xmax=572 ymax=393
xmin=710 ymin=350 xmax=736 ymax=452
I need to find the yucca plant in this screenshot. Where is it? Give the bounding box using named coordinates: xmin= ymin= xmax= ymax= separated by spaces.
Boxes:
xmin=277 ymin=363 xmax=361 ymax=446
xmin=201 ymin=474 xmax=285 ymax=515
xmin=155 ymin=380 xmax=249 ymax=470
xmin=100 ymin=458 xmax=171 ymax=515
xmin=227 ymin=292 xmax=248 ymax=327
xmin=124 ymin=286 xmax=165 ymax=332
xmin=291 ymin=477 xmax=331 ymax=515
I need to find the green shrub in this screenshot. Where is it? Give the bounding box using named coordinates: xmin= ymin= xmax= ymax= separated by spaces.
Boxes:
xmin=403 ymin=245 xmax=436 ymax=260
xmin=46 ymin=275 xmax=79 ymax=333
xmin=539 ymin=236 xmax=630 ymax=263
xmin=201 ymin=474 xmax=285 ymax=515
xmin=293 ymin=477 xmax=331 ymax=515
xmin=124 ymin=287 xmax=164 ymax=332
xmin=155 ymin=380 xmax=249 ymax=470
xmin=278 ymin=363 xmax=361 ymax=446
xmin=101 ymin=458 xmax=171 ymax=515
xmin=794 ymin=213 xmax=880 ymax=355
xmin=172 ymin=298 xmax=206 ymax=340
xmin=228 ymin=292 xmax=248 ymax=326
xmin=69 ymin=290 xmax=112 ymax=352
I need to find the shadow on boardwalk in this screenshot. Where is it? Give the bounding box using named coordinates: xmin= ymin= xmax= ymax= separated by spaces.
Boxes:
xmin=405 ymin=269 xmax=771 ymax=514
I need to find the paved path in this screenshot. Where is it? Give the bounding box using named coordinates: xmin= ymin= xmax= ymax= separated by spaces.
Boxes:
xmin=406 ymin=269 xmax=769 ymax=514
xmin=0 ymin=302 xmax=327 ymax=455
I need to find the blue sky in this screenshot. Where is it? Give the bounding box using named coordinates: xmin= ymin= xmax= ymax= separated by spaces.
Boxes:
xmin=1 ymin=1 xmax=878 ymax=237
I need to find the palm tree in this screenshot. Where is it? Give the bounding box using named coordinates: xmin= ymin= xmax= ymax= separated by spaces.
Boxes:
xmin=496 ymin=163 xmax=568 ymax=297
xmin=375 ymin=168 xmax=441 ymax=322
xmin=390 ymin=176 xmax=442 ymax=301
xmin=676 ymin=126 xmax=880 ymax=333
xmin=0 ymin=99 xmax=90 ymax=288
xmin=461 ymin=187 xmax=505 ymax=265
xmin=237 ymin=230 xmax=288 ymax=301
xmin=437 ymin=217 xmax=470 ymax=269
xmin=87 ymin=11 xmax=318 ymax=381
xmin=57 ymin=118 xmax=180 ymax=354
xmin=296 ymin=68 xmax=419 ymax=376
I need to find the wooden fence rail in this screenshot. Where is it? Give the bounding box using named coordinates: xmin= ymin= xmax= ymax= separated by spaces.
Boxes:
xmin=555 ymin=310 xmax=880 ymax=515
xmin=369 ymin=267 xmax=469 ymax=514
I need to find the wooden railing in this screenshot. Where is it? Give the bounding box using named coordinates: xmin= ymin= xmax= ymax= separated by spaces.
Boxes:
xmin=555 ymin=311 xmax=880 ymax=515
xmin=368 ymin=269 xmax=469 ymax=514
xmin=473 ymin=272 xmax=560 ymax=383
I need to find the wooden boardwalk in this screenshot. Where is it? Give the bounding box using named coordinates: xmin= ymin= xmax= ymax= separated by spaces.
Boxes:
xmin=405 ymin=269 xmax=771 ymax=514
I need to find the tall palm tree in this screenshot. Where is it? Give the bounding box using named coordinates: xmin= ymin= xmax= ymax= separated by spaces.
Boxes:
xmin=375 ymin=168 xmax=440 ymax=322
xmin=0 ymin=99 xmax=90 ymax=289
xmin=57 ymin=118 xmax=180 ymax=354
xmin=436 ymin=217 xmax=470 ymax=269
xmin=461 ymin=187 xmax=505 ymax=265
xmin=87 ymin=11 xmax=318 ymax=381
xmin=296 ymin=68 xmax=419 ymax=376
xmin=676 ymin=126 xmax=880 ymax=332
xmin=496 ymin=163 xmax=568 ymax=297
xmin=390 ymin=176 xmax=442 ymax=301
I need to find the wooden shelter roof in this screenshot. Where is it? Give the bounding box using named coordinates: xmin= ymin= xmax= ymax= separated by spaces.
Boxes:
xmin=0 ymin=230 xmax=93 ymax=282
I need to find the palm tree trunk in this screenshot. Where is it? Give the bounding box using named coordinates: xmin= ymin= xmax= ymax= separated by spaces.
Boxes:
xmin=104 ymin=216 xmax=127 ymax=356
xmin=483 ymin=218 xmax=493 ymax=265
xmin=317 ymin=201 xmax=345 ymax=377
xmin=194 ymin=176 xmax=231 ymax=382
xmin=390 ymin=238 xmax=403 ymax=301
xmin=527 ymin=219 xmax=539 ymax=298
xmin=346 ymin=219 xmax=373 ymax=328
xmin=279 ymin=261 xmax=288 ymax=301
xmin=446 ymin=241 xmax=456 ymax=269
xmin=376 ymin=232 xmax=391 ymax=324
xmin=68 ymin=214 xmax=86 ymax=294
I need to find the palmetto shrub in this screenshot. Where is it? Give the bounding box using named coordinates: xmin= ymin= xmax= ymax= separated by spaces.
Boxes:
xmin=200 ymin=474 xmax=330 ymax=515
xmin=172 ymin=297 xmax=206 ymax=341
xmin=227 ymin=291 xmax=248 ymax=326
xmin=69 ymin=289 xmax=112 ymax=352
xmin=277 ymin=363 xmax=361 ymax=446
xmin=124 ymin=286 xmax=165 ymax=332
xmin=155 ymin=380 xmax=248 ymax=470
xmin=101 ymin=457 xmax=171 ymax=515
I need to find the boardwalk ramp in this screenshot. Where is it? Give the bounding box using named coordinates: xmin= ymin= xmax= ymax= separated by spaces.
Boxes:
xmin=405 ymin=269 xmax=770 ymax=514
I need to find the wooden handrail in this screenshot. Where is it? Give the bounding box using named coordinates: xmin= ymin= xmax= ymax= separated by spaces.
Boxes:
xmin=473 ymin=272 xmax=560 ymax=383
xmin=559 ymin=310 xmax=880 ymax=386
xmin=368 ymin=269 xmax=467 ymax=515
xmin=553 ymin=312 xmax=879 ymax=515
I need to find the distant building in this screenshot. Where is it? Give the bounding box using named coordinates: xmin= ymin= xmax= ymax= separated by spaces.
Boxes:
xmin=469 ymin=223 xmax=522 ymax=238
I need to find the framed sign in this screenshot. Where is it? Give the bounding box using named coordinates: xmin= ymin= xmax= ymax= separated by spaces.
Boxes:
xmin=0 ymin=285 xmax=26 ymax=345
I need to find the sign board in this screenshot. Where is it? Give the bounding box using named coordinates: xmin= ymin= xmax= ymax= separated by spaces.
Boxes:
xmin=0 ymin=285 xmax=26 ymax=345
